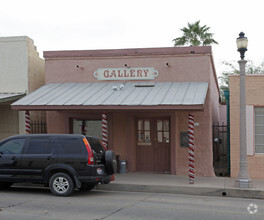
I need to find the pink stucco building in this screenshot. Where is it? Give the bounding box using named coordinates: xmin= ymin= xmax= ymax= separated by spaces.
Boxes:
xmin=12 ymin=46 xmax=221 ymax=176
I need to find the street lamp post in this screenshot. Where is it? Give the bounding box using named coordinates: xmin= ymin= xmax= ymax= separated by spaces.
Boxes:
xmin=235 ymin=32 xmax=253 ymax=188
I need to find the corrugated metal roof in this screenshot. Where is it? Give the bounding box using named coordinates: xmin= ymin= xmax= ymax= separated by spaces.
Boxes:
xmin=12 ymin=82 xmax=208 ymax=107
xmin=0 ymin=93 xmax=26 ymax=104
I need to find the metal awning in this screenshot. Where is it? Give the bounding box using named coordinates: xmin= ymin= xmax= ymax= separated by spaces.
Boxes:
xmin=0 ymin=93 xmax=26 ymax=104
xmin=11 ymin=82 xmax=208 ymax=110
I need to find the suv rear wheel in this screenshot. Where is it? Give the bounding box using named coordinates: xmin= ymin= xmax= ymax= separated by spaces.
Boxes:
xmin=49 ymin=173 xmax=75 ymax=196
xmin=105 ymin=150 xmax=117 ymax=175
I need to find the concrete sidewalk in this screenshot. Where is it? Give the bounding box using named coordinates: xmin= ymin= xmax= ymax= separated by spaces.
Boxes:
xmin=98 ymin=173 xmax=264 ymax=199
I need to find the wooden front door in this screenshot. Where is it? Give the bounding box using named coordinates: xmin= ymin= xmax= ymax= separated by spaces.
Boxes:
xmin=136 ymin=118 xmax=170 ymax=173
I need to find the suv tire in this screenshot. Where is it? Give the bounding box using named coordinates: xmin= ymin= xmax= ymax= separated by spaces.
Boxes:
xmin=49 ymin=173 xmax=75 ymax=196
xmin=105 ymin=150 xmax=117 ymax=175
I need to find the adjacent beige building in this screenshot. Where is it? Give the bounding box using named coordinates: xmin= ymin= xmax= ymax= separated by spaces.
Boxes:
xmin=230 ymin=75 xmax=264 ymax=179
xmin=0 ymin=36 xmax=45 ymax=140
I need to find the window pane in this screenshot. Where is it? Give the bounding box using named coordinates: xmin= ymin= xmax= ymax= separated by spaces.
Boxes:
xmin=27 ymin=139 xmax=51 ymax=154
xmin=164 ymin=120 xmax=169 ymax=131
xmin=256 ymin=144 xmax=264 ymax=154
xmin=164 ymin=132 xmax=170 ymax=143
xmin=157 ymin=132 xmax=163 ymax=142
xmin=86 ymin=121 xmax=102 ymax=138
xmin=144 ymin=120 xmax=150 ymax=130
xmin=255 ymin=107 xmax=264 ymax=153
xmin=138 ymin=120 xmax=143 ymax=130
xmin=73 ymin=119 xmax=102 ymax=139
xmin=255 ymin=135 xmax=264 ymax=144
xmin=145 ymin=131 xmax=151 ymax=143
xmin=255 ymin=125 xmax=264 ymax=133
xmin=255 ymin=107 xmax=264 ymax=114
xmin=0 ymin=139 xmax=25 ymax=154
xmin=157 ymin=120 xmax=162 ymax=131
xmin=255 ymin=116 xmax=264 ymax=124
xmin=137 ymin=120 xmax=151 ymax=145
xmin=138 ymin=131 xmax=145 ymax=142
xmin=73 ymin=120 xmax=86 ymax=135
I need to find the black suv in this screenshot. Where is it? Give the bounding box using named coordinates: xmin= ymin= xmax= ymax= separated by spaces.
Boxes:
xmin=0 ymin=134 xmax=117 ymax=196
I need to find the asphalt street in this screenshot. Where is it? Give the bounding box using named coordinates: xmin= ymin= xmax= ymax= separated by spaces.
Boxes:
xmin=0 ymin=186 xmax=264 ymax=220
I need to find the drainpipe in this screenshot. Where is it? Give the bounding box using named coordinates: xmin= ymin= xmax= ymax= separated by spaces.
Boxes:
xmin=224 ymin=90 xmax=230 ymax=176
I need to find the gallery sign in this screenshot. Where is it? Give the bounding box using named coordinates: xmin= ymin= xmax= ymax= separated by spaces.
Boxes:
xmin=94 ymin=67 xmax=159 ymax=80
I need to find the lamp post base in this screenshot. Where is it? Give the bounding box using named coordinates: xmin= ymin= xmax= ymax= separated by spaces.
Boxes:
xmin=235 ymin=178 xmax=253 ymax=188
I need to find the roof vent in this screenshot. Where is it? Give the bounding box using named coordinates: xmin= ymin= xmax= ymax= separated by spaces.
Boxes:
xmin=112 ymin=84 xmax=125 ymax=91
xmin=135 ymin=84 xmax=155 ymax=88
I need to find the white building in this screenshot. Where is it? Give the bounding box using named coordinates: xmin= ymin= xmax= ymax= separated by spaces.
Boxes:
xmin=0 ymin=36 xmax=45 ymax=140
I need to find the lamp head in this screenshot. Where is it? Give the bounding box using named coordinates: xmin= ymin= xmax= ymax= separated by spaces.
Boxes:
xmin=236 ymin=32 xmax=248 ymax=59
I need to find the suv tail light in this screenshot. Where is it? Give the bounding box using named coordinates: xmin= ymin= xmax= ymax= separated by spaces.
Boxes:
xmin=83 ymin=137 xmax=94 ymax=165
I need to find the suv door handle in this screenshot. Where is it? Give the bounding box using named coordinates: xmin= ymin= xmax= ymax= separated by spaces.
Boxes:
xmin=12 ymin=156 xmax=18 ymax=161
xmin=47 ymin=156 xmax=56 ymax=160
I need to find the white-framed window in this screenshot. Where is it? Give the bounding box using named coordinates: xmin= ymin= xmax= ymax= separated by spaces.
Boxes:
xmin=255 ymin=107 xmax=264 ymax=154
xmin=73 ymin=119 xmax=102 ymax=139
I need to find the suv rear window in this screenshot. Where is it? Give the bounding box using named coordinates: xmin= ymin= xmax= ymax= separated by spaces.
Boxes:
xmin=27 ymin=138 xmax=52 ymax=154
xmin=57 ymin=137 xmax=83 ymax=154
xmin=86 ymin=137 xmax=105 ymax=154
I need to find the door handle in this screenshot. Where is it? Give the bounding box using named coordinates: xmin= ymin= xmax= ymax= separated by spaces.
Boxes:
xmin=47 ymin=156 xmax=56 ymax=160
xmin=12 ymin=156 xmax=18 ymax=161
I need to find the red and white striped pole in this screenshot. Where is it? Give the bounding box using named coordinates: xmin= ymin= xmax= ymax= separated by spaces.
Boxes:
xmin=188 ymin=114 xmax=195 ymax=184
xmin=102 ymin=112 xmax=108 ymax=149
xmin=25 ymin=111 xmax=31 ymax=134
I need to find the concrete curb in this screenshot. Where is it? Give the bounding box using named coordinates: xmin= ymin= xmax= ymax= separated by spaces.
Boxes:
xmin=98 ymin=183 xmax=264 ymax=199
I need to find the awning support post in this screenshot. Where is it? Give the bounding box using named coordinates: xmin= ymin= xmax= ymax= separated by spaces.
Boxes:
xmin=188 ymin=114 xmax=195 ymax=184
xmin=25 ymin=111 xmax=31 ymax=134
xmin=102 ymin=112 xmax=108 ymax=149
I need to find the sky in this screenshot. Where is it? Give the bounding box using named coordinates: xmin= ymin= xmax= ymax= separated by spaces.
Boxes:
xmin=1 ymin=0 xmax=263 ymax=76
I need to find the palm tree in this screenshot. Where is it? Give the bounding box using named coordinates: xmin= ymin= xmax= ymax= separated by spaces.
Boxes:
xmin=173 ymin=20 xmax=218 ymax=46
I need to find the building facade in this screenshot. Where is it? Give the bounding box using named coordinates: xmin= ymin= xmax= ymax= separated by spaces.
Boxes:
xmin=0 ymin=36 xmax=45 ymax=140
xmin=12 ymin=46 xmax=221 ymax=176
xmin=230 ymin=75 xmax=264 ymax=179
